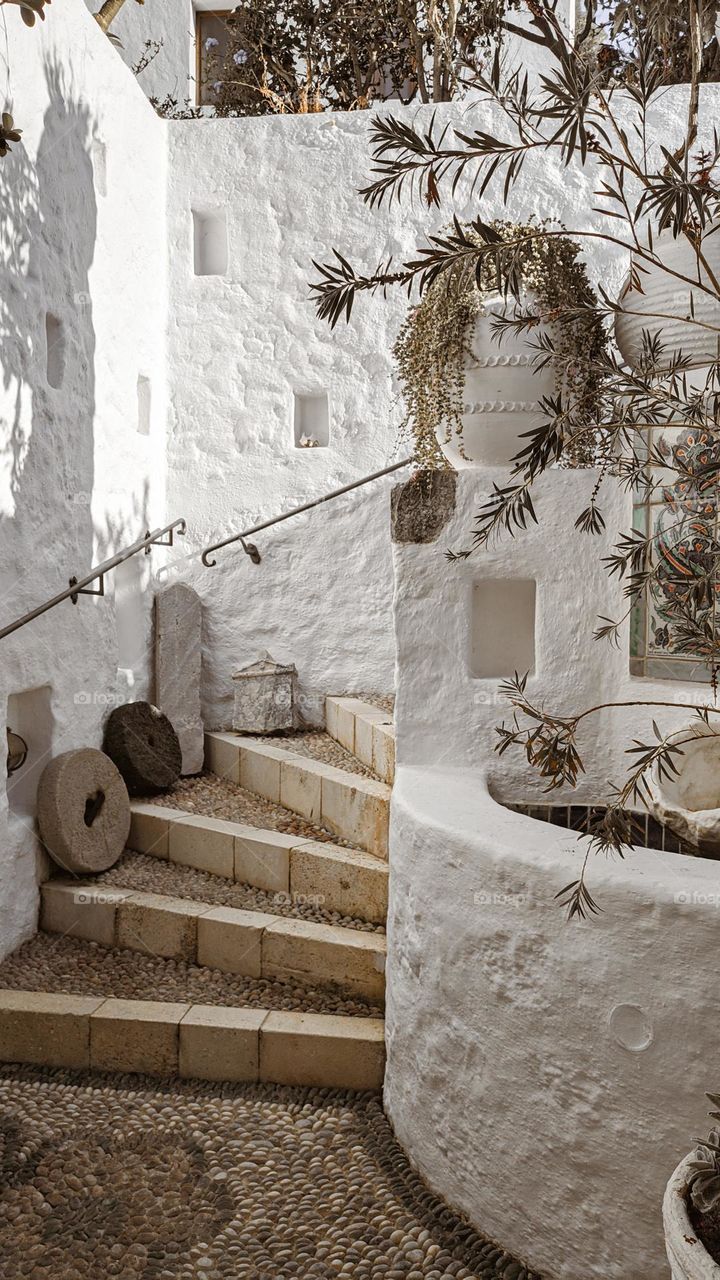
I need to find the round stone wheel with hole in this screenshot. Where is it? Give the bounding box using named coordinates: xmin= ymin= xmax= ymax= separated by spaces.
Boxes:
xmin=103 ymin=701 xmax=182 ymax=795
xmin=37 ymin=748 xmax=130 ymax=875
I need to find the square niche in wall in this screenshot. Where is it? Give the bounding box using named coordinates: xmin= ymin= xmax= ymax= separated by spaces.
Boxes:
xmin=192 ymin=208 xmax=228 ymax=277
xmin=137 ymin=374 xmax=151 ymax=435
xmin=470 ymin=579 xmax=536 ymax=679
xmin=293 ymin=392 xmax=330 ymax=449
xmin=6 ymin=685 xmax=53 ymax=818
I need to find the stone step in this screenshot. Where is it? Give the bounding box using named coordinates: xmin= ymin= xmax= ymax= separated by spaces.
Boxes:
xmin=325 ymin=696 xmax=395 ymax=784
xmin=0 ymin=989 xmax=385 ymax=1089
xmin=128 ymin=802 xmax=388 ymax=925
xmin=204 ymin=733 xmax=390 ymax=858
xmin=41 ymin=881 xmax=386 ymax=1002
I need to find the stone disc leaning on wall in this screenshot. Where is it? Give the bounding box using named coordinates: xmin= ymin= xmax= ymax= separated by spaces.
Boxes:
xmin=103 ymin=701 xmax=182 ymax=795
xmin=37 ymin=748 xmax=131 ymax=875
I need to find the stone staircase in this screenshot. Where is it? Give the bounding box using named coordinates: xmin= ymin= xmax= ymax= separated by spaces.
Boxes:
xmin=0 ymin=695 xmax=394 ymax=1092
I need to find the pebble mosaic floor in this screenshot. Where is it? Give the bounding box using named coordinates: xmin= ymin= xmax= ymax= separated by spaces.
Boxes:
xmin=0 ymin=1066 xmax=540 ymax=1280
xmin=251 ymin=731 xmax=376 ymax=780
xmin=98 ymin=852 xmax=384 ymax=935
xmin=0 ymin=934 xmax=383 ymax=1019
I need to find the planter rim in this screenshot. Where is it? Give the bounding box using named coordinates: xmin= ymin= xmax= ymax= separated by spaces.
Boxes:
xmin=663 ymin=1152 xmax=720 ymax=1279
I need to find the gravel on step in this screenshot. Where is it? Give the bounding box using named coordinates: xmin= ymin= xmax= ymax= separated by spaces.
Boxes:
xmin=0 ymin=1064 xmax=542 ymax=1280
xmin=97 ymin=851 xmax=384 ymax=935
xmin=149 ymin=773 xmax=354 ymax=846
xmin=334 ymin=690 xmax=396 ymax=718
xmin=249 ymin=730 xmax=376 ymax=780
xmin=0 ymin=933 xmax=383 ymax=1019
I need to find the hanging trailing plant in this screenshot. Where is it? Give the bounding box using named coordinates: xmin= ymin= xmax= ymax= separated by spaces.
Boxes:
xmin=392 ymin=218 xmax=608 ymax=468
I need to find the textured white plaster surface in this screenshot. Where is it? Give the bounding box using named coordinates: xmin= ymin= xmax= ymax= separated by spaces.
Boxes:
xmin=386 ymin=766 xmax=720 ymax=1279
xmin=0 ymin=0 xmax=167 ymax=958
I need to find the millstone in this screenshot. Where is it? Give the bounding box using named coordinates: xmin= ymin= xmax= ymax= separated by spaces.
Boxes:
xmin=103 ymin=702 xmax=182 ymax=795
xmin=37 ymin=748 xmax=130 ymax=875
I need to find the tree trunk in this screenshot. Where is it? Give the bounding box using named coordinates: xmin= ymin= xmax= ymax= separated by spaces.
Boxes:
xmin=95 ymin=0 xmax=128 ymax=33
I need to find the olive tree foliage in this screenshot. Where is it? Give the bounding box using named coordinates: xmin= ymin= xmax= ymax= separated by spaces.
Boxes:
xmin=198 ymin=0 xmax=518 ymax=116
xmin=0 ymin=0 xmax=51 ymax=155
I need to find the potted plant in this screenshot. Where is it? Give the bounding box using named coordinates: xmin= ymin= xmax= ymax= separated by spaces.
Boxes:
xmin=664 ymin=1096 xmax=720 ymax=1278
xmin=391 ymin=219 xmax=606 ymax=469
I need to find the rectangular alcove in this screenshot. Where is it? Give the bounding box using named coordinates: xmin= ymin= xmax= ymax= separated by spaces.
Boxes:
xmin=470 ymin=579 xmax=536 ymax=679
xmin=45 ymin=313 xmax=66 ymax=389
xmin=114 ymin=556 xmax=147 ymax=677
xmin=91 ymin=138 xmax=108 ymax=198
xmin=192 ymin=208 xmax=228 ymax=276
xmin=293 ymin=391 xmax=330 ymax=448
xmin=137 ymin=375 xmax=151 ymax=435
xmin=6 ymin=685 xmax=53 ymax=818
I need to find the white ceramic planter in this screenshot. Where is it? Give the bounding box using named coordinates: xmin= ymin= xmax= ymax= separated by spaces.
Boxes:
xmin=664 ymin=1154 xmax=720 ymax=1280
xmin=647 ymin=725 xmax=720 ymax=853
xmin=436 ymin=293 xmax=554 ymax=469
xmin=615 ymin=227 xmax=720 ymax=370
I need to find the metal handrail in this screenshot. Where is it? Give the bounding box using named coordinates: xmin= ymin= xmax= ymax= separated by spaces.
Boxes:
xmin=0 ymin=518 xmax=187 ymax=642
xmin=200 ymin=458 xmax=414 ymax=567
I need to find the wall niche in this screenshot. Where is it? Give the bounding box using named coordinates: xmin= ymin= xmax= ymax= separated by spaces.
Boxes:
xmin=45 ymin=313 xmax=66 ymax=389
xmin=293 ymin=391 xmax=330 ymax=449
xmin=6 ymin=685 xmax=53 ymax=818
xmin=192 ymin=208 xmax=228 ymax=276
xmin=470 ymin=579 xmax=536 ymax=679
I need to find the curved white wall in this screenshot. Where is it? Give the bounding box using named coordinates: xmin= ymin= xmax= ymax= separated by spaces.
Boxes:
xmin=386 ymin=767 xmax=720 ymax=1280
xmin=386 ymin=468 xmax=720 ymax=1278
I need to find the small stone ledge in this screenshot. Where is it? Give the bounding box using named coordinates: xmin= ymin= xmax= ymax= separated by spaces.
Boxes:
xmin=390 ymin=470 xmax=457 ymax=545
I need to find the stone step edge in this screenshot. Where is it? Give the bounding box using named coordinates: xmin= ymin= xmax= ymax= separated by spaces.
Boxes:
xmin=127 ymin=802 xmax=388 ymax=926
xmin=40 ymin=882 xmax=387 ymax=1002
xmin=0 ymin=989 xmax=385 ymax=1090
xmin=204 ymin=733 xmax=390 ymax=859
xmin=325 ymin=696 xmax=395 ymax=785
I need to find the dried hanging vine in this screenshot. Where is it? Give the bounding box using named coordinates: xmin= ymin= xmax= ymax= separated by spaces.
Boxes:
xmin=393 ymin=218 xmax=607 ymax=468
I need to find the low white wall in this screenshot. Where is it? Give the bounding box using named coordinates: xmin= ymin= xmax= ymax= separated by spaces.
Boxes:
xmin=0 ymin=0 xmax=168 ymax=958
xmin=386 ymin=767 xmax=720 ymax=1279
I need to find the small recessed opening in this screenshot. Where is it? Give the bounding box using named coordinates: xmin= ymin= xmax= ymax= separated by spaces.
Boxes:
xmin=193 ymin=208 xmax=228 ymax=276
xmin=293 ymin=392 xmax=330 ymax=448
xmin=45 ymin=314 xmax=66 ymax=389
xmin=6 ymin=685 xmax=53 ymax=818
xmin=84 ymin=789 xmax=106 ymax=827
xmin=470 ymin=579 xmax=536 ymax=678
xmin=91 ymin=139 xmax=107 ymax=197
xmin=137 ymin=375 xmax=151 ymax=435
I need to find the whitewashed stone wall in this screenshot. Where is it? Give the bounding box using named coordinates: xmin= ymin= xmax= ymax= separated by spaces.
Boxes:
xmin=385 ymin=469 xmax=720 ymax=1279
xmin=0 ymin=0 xmax=168 ymax=958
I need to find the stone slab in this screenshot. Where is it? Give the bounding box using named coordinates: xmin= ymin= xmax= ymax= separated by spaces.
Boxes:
xmin=90 ymin=998 xmax=190 ymax=1075
xmin=259 ymin=1010 xmax=385 ymax=1090
xmin=179 ymin=1004 xmax=265 ymax=1081
xmin=154 ymin=583 xmax=204 ymax=775
xmin=0 ymin=990 xmax=104 ymax=1069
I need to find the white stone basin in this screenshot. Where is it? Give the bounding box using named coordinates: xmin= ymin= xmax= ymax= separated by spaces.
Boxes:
xmin=663 ymin=1154 xmax=720 ymax=1280
xmin=648 ymin=726 xmax=720 ymax=852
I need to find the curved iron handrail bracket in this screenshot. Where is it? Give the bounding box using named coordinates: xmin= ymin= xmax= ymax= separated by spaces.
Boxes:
xmin=0 ymin=518 xmax=187 ymax=642
xmin=200 ymin=458 xmax=413 ymax=568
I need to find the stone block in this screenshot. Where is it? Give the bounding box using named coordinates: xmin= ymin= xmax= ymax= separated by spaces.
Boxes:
xmin=290 ymin=842 xmax=388 ymax=925
xmin=238 ymin=743 xmax=285 ymax=802
xmin=204 ymin=732 xmax=241 ymax=782
xmin=234 ymin=827 xmax=293 ymax=894
xmin=372 ymin=722 xmax=395 ymax=785
xmin=37 ymin=748 xmax=130 ymax=875
xmin=320 ymin=770 xmax=390 ymax=858
xmin=232 ymin=655 xmax=298 ymax=734
xmin=196 ymin=906 xmax=272 ymax=976
xmin=116 ymin=892 xmax=207 ymax=961
xmin=0 ymin=990 xmax=104 ymax=1070
xmin=262 ymin=917 xmax=386 ymax=1000
xmin=128 ymin=803 xmax=170 ymax=858
xmin=41 ymin=881 xmax=133 ymax=946
xmin=90 ymin=998 xmax=189 ymax=1075
xmin=154 ymin=583 xmax=204 ymax=775
xmin=259 ymin=1011 xmax=385 ymax=1090
xmin=179 ymin=1005 xmax=265 ymax=1081
xmin=279 ymin=757 xmax=323 ymax=822
xmin=391 ymin=470 xmax=457 ymax=544
xmin=168 ymin=813 xmax=235 ymax=878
